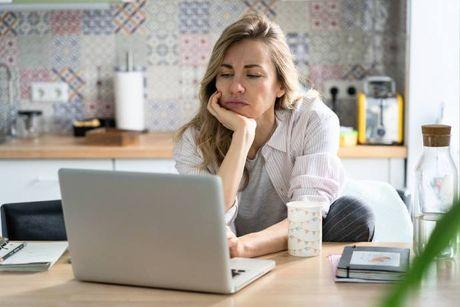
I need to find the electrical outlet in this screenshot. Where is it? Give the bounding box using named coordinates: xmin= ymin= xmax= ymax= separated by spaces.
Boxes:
xmin=31 ymin=82 xmax=69 ymax=103
xmin=323 ymin=80 xmax=363 ymax=101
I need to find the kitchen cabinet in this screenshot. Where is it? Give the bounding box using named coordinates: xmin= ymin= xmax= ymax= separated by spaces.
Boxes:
xmin=0 ymin=159 xmax=112 ymax=204
xmin=114 ymin=159 xmax=178 ymax=174
xmin=114 ymin=158 xmax=405 ymax=189
xmin=0 ymin=134 xmax=407 ymax=233
xmin=0 ymin=158 xmax=177 ymax=205
xmin=342 ymin=158 xmax=405 ymax=190
xmin=0 ymin=156 xmax=404 ymax=236
xmin=0 ymin=157 xmax=405 ymax=205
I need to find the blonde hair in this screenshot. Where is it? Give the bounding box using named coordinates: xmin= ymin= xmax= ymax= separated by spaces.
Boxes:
xmin=176 ymin=13 xmax=308 ymax=179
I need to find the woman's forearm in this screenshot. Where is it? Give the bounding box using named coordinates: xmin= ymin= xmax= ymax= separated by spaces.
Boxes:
xmin=242 ymin=219 xmax=288 ymax=257
xmin=217 ymin=129 xmax=254 ymax=210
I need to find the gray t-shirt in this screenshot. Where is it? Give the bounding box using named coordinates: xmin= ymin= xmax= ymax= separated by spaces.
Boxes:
xmin=235 ymin=149 xmax=287 ymax=236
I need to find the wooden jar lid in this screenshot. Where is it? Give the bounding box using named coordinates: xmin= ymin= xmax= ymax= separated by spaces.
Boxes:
xmin=422 ymin=124 xmax=451 ymax=147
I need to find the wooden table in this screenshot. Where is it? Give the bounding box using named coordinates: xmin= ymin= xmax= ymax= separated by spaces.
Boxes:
xmin=0 ymin=242 xmax=457 ymax=306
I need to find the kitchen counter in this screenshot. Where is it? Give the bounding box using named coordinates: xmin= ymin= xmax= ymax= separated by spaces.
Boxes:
xmin=0 ymin=133 xmax=407 ymax=159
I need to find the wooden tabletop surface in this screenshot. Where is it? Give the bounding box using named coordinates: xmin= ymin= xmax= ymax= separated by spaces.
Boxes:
xmin=0 ymin=134 xmax=407 ymax=159
xmin=0 ymin=242 xmax=457 ymax=306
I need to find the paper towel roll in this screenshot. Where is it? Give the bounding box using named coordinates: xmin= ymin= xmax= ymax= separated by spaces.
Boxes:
xmin=114 ymin=71 xmax=145 ymax=131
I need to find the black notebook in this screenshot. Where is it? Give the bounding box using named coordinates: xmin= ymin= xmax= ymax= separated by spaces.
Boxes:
xmin=336 ymin=245 xmax=410 ymax=282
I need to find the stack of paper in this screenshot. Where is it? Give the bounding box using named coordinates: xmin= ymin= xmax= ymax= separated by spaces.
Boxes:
xmin=0 ymin=242 xmax=68 ymax=272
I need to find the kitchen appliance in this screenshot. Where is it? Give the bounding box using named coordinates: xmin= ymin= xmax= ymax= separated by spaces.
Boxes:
xmin=357 ymin=76 xmax=403 ymax=145
xmin=15 ymin=110 xmax=43 ymax=139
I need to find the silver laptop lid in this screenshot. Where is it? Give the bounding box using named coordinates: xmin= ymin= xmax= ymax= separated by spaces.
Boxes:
xmin=59 ymin=169 xmax=233 ymax=293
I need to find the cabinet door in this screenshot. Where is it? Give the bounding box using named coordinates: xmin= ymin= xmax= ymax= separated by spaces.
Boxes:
xmin=0 ymin=159 xmax=112 ymax=204
xmin=342 ymin=159 xmax=390 ymax=182
xmin=389 ymin=158 xmax=405 ymax=190
xmin=114 ymin=159 xmax=178 ymax=174
xmin=342 ymin=158 xmax=405 ymax=189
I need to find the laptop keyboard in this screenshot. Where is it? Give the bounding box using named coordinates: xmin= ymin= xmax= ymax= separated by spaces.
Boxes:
xmin=231 ymin=269 xmax=246 ymax=278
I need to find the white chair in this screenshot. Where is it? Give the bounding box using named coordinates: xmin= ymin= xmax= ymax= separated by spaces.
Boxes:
xmin=342 ymin=179 xmax=413 ymax=243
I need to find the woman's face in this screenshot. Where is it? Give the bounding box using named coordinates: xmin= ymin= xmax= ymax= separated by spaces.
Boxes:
xmin=215 ymin=39 xmax=285 ymax=119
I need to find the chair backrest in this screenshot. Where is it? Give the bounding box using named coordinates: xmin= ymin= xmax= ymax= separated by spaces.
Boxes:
xmin=342 ymin=179 xmax=413 ymax=243
xmin=0 ymin=200 xmax=67 ymax=241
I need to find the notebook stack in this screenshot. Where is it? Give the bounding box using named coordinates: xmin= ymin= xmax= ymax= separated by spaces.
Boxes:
xmin=334 ymin=245 xmax=410 ymax=283
xmin=0 ymin=241 xmax=68 ymax=272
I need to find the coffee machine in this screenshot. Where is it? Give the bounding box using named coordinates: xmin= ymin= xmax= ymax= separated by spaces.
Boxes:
xmin=357 ymin=76 xmax=404 ymax=145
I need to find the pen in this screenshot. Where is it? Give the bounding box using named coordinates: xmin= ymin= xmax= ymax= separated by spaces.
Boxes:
xmin=0 ymin=242 xmax=26 ymax=262
xmin=0 ymin=237 xmax=8 ymax=248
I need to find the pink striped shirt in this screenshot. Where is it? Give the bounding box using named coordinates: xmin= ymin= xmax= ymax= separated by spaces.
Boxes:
xmin=173 ymin=96 xmax=345 ymax=223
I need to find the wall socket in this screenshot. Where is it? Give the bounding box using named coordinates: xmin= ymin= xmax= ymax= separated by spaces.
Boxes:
xmin=323 ymin=80 xmax=363 ymax=101
xmin=31 ymin=82 xmax=69 ymax=103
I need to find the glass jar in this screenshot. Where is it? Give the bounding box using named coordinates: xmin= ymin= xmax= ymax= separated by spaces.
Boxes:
xmin=413 ymin=125 xmax=459 ymax=258
xmin=15 ymin=110 xmax=43 ymax=139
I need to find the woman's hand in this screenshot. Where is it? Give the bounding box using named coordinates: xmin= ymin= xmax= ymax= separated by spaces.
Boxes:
xmin=226 ymin=226 xmax=252 ymax=258
xmin=207 ymin=91 xmax=256 ymax=137
xmin=226 ymin=220 xmax=289 ymax=258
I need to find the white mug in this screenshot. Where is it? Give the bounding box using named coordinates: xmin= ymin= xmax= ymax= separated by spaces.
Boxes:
xmin=287 ymin=196 xmax=328 ymax=257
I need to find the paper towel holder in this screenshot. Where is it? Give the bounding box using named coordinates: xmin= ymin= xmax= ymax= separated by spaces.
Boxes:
xmin=114 ymin=49 xmax=145 ymax=132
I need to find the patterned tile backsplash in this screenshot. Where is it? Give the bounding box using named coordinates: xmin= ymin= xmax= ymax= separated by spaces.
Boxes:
xmin=0 ymin=0 xmax=406 ymax=133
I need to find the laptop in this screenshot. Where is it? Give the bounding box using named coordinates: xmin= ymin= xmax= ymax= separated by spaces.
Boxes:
xmin=58 ymin=168 xmax=275 ymax=294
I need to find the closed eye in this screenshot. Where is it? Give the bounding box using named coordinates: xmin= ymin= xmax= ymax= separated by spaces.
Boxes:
xmin=218 ymin=73 xmax=261 ymax=79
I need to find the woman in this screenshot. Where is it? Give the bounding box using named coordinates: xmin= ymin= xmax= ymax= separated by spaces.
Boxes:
xmin=174 ymin=13 xmax=374 ymax=258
